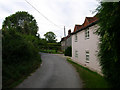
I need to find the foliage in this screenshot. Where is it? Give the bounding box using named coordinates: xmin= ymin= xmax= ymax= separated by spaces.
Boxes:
xmin=2 ymin=28 xmax=41 ymax=88
xmin=47 ymin=43 xmax=61 ymax=51
xmin=67 ymin=59 xmax=110 ymax=88
xmin=2 ymin=11 xmax=38 ymax=35
xmin=38 ymin=38 xmax=47 ymax=49
xmin=40 ymin=49 xmax=63 ymax=54
xmin=44 ymin=31 xmax=57 ymax=43
xmin=96 ymin=2 xmax=120 ymax=88
xmin=23 ymin=34 xmax=40 ymax=50
xmin=64 ymin=46 xmax=72 ymax=57
xmin=2 ymin=12 xmax=41 ymax=88
xmin=40 ymin=43 xmax=61 ymax=53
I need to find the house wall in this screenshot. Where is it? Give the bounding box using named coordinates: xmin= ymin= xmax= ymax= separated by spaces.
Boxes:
xmin=61 ymin=36 xmax=72 ymax=51
xmin=66 ymin=36 xmax=72 ymax=48
xmin=61 ymin=40 xmax=65 ymax=51
xmin=72 ymin=24 xmax=102 ymax=74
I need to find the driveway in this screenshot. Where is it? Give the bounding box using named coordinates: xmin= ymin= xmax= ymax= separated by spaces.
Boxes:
xmin=16 ymin=53 xmax=83 ymax=88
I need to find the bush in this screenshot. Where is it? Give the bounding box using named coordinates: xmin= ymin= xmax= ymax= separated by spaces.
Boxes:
xmin=64 ymin=46 xmax=72 ymax=57
xmin=2 ymin=29 xmax=41 ymax=88
xmin=2 ymin=29 xmax=38 ymax=64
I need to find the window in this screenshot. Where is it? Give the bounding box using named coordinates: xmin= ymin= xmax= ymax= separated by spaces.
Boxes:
xmin=86 ymin=51 xmax=89 ymax=63
xmin=85 ymin=28 xmax=89 ymax=39
xmin=75 ymin=34 xmax=77 ymax=42
xmin=75 ymin=50 xmax=78 ymax=58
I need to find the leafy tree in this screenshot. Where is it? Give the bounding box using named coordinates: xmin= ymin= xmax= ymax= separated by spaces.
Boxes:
xmin=96 ymin=2 xmax=120 ymax=88
xmin=2 ymin=11 xmax=38 ymax=35
xmin=2 ymin=11 xmax=41 ymax=88
xmin=44 ymin=31 xmax=57 ymax=43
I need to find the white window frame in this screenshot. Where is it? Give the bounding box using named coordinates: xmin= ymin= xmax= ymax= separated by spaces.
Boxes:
xmin=85 ymin=50 xmax=89 ymax=63
xmin=75 ymin=50 xmax=78 ymax=58
xmin=75 ymin=34 xmax=77 ymax=42
xmin=85 ymin=28 xmax=89 ymax=40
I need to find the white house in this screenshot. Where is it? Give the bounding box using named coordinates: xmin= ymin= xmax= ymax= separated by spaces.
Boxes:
xmin=71 ymin=16 xmax=102 ymax=74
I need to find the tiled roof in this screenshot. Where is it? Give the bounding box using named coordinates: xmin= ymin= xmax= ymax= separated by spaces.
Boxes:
xmin=61 ymin=15 xmax=99 ymax=41
xmin=61 ymin=29 xmax=72 ymax=42
xmin=73 ymin=25 xmax=83 ymax=32
xmin=86 ymin=17 xmax=98 ymax=24
xmin=73 ymin=16 xmax=98 ymax=33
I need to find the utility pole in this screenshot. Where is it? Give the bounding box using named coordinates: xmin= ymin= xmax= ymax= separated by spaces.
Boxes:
xmin=64 ymin=26 xmax=67 ymax=51
xmin=64 ymin=26 xmax=66 ymax=37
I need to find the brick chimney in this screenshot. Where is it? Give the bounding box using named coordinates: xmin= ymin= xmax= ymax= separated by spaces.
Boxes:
xmin=68 ymin=29 xmax=71 ymax=36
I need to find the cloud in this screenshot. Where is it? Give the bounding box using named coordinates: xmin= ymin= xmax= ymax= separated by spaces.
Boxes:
xmin=0 ymin=0 xmax=99 ymax=41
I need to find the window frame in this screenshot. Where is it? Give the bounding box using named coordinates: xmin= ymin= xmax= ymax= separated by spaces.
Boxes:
xmin=75 ymin=50 xmax=78 ymax=58
xmin=75 ymin=34 xmax=78 ymax=42
xmin=85 ymin=28 xmax=89 ymax=40
xmin=85 ymin=50 xmax=89 ymax=63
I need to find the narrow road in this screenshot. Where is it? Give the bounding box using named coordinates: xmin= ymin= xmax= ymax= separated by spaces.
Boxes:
xmin=17 ymin=53 xmax=83 ymax=88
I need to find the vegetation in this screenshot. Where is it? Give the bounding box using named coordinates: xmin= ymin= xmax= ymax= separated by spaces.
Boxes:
xmin=44 ymin=31 xmax=57 ymax=43
xmin=64 ymin=46 xmax=72 ymax=57
xmin=2 ymin=11 xmax=41 ymax=88
xmin=67 ymin=58 xmax=110 ymax=88
xmin=40 ymin=49 xmax=63 ymax=54
xmin=2 ymin=11 xmax=38 ymax=35
xmin=39 ymin=31 xmax=61 ymax=54
xmin=40 ymin=43 xmax=62 ymax=54
xmin=96 ymin=2 xmax=120 ymax=87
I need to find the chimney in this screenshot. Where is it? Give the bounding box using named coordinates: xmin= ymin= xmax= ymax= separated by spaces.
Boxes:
xmin=68 ymin=29 xmax=71 ymax=36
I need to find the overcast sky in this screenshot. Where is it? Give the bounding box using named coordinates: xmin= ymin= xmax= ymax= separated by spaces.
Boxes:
xmin=0 ymin=0 xmax=99 ymax=41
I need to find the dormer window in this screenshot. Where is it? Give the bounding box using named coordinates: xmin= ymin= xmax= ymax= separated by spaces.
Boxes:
xmin=85 ymin=28 xmax=89 ymax=40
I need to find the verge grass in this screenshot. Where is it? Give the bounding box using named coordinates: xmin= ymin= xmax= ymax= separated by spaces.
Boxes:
xmin=67 ymin=58 xmax=110 ymax=88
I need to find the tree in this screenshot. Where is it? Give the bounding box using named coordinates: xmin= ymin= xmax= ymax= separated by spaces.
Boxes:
xmin=96 ymin=2 xmax=120 ymax=88
xmin=44 ymin=31 xmax=57 ymax=43
xmin=2 ymin=11 xmax=38 ymax=35
xmin=2 ymin=12 xmax=41 ymax=88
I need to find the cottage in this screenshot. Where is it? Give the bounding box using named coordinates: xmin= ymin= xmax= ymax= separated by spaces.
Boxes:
xmin=61 ymin=29 xmax=72 ymax=51
xmin=71 ymin=16 xmax=102 ymax=74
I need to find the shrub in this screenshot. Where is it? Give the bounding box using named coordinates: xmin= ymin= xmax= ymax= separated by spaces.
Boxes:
xmin=2 ymin=29 xmax=41 ymax=88
xmin=2 ymin=29 xmax=38 ymax=64
xmin=64 ymin=46 xmax=72 ymax=57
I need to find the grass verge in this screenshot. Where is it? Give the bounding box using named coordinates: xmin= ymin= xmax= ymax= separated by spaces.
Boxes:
xmin=67 ymin=58 xmax=110 ymax=88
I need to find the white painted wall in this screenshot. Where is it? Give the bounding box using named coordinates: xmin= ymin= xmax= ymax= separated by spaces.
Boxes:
xmin=72 ymin=24 xmax=102 ymax=74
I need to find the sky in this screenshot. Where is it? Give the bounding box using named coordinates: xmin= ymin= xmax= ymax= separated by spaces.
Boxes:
xmin=0 ymin=0 xmax=99 ymax=42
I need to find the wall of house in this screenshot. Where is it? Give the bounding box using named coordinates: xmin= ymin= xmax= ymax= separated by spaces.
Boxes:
xmin=61 ymin=36 xmax=72 ymax=51
xmin=61 ymin=40 xmax=65 ymax=51
xmin=72 ymin=24 xmax=102 ymax=74
xmin=66 ymin=36 xmax=72 ymax=48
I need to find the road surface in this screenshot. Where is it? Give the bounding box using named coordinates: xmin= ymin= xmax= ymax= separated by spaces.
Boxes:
xmin=17 ymin=53 xmax=83 ymax=88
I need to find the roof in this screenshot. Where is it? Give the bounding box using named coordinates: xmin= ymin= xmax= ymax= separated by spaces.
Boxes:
xmin=60 ymin=34 xmax=71 ymax=42
xmin=86 ymin=17 xmax=98 ymax=24
xmin=72 ymin=16 xmax=98 ymax=35
xmin=73 ymin=25 xmax=83 ymax=32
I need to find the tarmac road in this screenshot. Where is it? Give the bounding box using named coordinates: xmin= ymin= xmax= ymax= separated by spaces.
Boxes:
xmin=16 ymin=53 xmax=83 ymax=88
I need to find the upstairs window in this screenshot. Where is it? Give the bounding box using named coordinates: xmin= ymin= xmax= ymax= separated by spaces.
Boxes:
xmin=85 ymin=28 xmax=89 ymax=40
xmin=75 ymin=34 xmax=77 ymax=42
